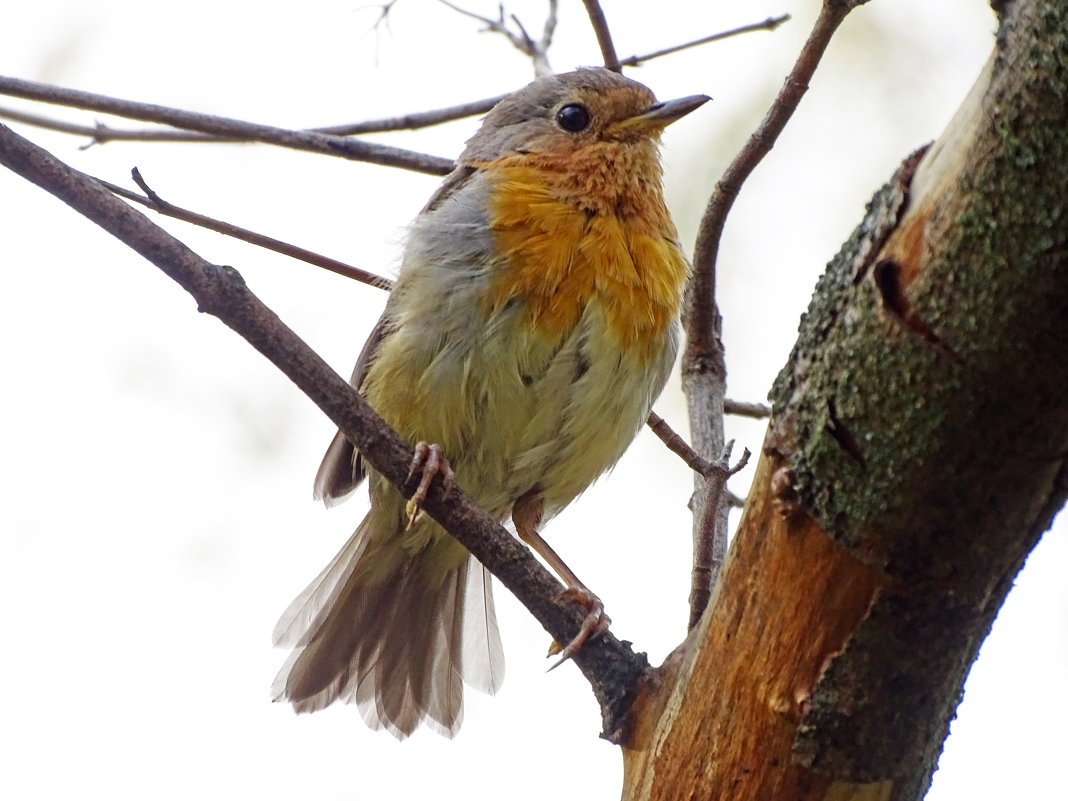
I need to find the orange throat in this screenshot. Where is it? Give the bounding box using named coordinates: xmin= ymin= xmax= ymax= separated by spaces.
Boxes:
xmin=479 ymin=144 xmax=689 ymax=359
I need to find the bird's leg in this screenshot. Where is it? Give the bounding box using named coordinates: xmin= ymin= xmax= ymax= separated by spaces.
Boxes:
xmin=512 ymin=490 xmax=611 ymax=667
xmin=405 ymin=442 xmax=455 ymax=528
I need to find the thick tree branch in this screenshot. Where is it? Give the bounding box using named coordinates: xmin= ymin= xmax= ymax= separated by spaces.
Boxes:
xmin=0 ymin=76 xmax=453 ymax=175
xmin=624 ymin=1 xmax=1068 ymax=798
xmin=0 ymin=120 xmax=649 ymax=743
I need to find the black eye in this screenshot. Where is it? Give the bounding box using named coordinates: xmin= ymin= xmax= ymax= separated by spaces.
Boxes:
xmin=556 ymin=103 xmax=591 ymax=133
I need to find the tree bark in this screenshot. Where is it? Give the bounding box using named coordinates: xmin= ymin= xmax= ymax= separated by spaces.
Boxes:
xmin=621 ymin=1 xmax=1068 ymax=799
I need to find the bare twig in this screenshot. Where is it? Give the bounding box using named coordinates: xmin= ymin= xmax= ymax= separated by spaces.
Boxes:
xmin=370 ymin=0 xmax=401 ymax=32
xmin=440 ymin=0 xmax=557 ymax=76
xmin=0 ymin=119 xmax=650 ymax=743
xmin=724 ymin=398 xmax=771 ymax=419
xmin=687 ymin=441 xmax=750 ymax=630
xmin=618 ymin=15 xmax=791 ymax=68
xmin=0 ymin=75 xmax=454 ymax=175
xmin=646 ymin=412 xmax=719 ymax=477
xmin=96 ymin=169 xmax=394 ymax=290
xmin=539 ymin=0 xmax=559 ymax=64
xmin=689 ymin=0 xmax=867 ymax=346
xmin=0 ymin=94 xmax=507 ymax=146
xmin=0 ymin=16 xmax=787 ymax=148
xmin=0 ymin=104 xmax=139 ymax=143
xmin=725 ymin=490 xmax=745 ymax=509
xmin=682 ymin=0 xmax=868 ymax=611
xmin=316 ymin=94 xmax=505 ymax=135
xmin=581 ymin=0 xmax=621 ymax=71
xmin=646 ymin=411 xmax=751 ymax=626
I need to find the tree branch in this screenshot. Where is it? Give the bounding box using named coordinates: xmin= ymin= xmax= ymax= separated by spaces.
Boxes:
xmin=723 ymin=398 xmax=771 ymax=419
xmin=618 ymin=15 xmax=792 ymax=68
xmin=580 ymin=0 xmax=621 ymax=71
xmin=681 ymin=0 xmax=867 ymax=623
xmin=316 ymin=94 xmax=504 ymax=135
xmin=625 ymin=2 xmax=1068 ymax=796
xmin=440 ymin=0 xmax=557 ymax=76
xmin=96 ymin=168 xmax=394 ymax=290
xmin=0 ymin=120 xmax=649 ymax=743
xmin=0 ymin=93 xmax=508 ymax=146
xmin=0 ymin=17 xmax=786 ymax=149
xmin=0 ymin=75 xmax=453 ymax=175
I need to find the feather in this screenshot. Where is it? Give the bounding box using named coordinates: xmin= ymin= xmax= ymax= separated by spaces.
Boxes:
xmin=273 ymin=499 xmax=503 ymax=739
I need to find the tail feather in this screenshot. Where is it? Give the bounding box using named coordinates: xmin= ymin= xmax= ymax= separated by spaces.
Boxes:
xmin=273 ymin=504 xmax=505 ymax=738
xmin=461 ymin=561 xmax=505 ymax=694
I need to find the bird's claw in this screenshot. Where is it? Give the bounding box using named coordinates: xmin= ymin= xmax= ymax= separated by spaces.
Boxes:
xmin=405 ymin=442 xmax=454 ymax=528
xmin=546 ymin=586 xmax=611 ymax=671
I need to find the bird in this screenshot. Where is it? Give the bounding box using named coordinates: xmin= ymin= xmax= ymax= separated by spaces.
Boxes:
xmin=272 ymin=67 xmax=708 ymax=739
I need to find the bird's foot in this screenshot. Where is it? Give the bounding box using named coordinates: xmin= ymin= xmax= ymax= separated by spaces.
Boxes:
xmin=547 ymin=586 xmax=611 ymax=670
xmin=404 ymin=442 xmax=454 ymax=528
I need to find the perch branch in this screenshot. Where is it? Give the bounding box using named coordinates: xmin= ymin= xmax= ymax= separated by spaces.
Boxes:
xmin=0 ymin=120 xmax=650 ymax=742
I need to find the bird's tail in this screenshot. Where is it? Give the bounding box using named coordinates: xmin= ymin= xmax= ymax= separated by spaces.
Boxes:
xmin=272 ymin=502 xmax=504 ymax=738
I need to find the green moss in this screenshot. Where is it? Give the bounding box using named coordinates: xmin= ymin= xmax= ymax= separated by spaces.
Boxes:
xmin=770 ymin=1 xmax=1068 ymax=581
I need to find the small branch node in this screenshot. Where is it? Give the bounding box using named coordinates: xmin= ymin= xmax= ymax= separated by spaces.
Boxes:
xmin=130 ymin=167 xmax=166 ymax=209
xmin=724 ymin=398 xmax=772 ymax=419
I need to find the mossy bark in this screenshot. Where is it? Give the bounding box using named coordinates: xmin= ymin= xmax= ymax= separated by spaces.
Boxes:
xmin=623 ymin=2 xmax=1068 ymax=799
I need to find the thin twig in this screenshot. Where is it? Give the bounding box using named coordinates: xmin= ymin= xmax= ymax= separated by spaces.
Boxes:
xmin=97 ymin=169 xmax=394 ymax=290
xmin=0 ymin=16 xmax=786 ymax=148
xmin=317 ymin=94 xmax=504 ymax=135
xmin=689 ymin=1 xmax=865 ymax=347
xmin=682 ymin=0 xmax=867 ymax=618
xmin=646 ymin=412 xmax=718 ymax=477
xmin=0 ymin=75 xmax=454 ymax=175
xmin=580 ymin=0 xmax=620 ymax=72
xmin=725 ymin=490 xmax=745 ymax=509
xmin=687 ymin=441 xmax=750 ymax=631
xmin=539 ymin=0 xmax=559 ymax=61
xmin=0 ymin=104 xmax=130 ymax=141
xmin=370 ymin=0 xmax=401 ymax=32
xmin=440 ymin=0 xmax=557 ymax=76
xmin=619 ymin=15 xmax=791 ymax=67
xmin=0 ymin=94 xmax=507 ymax=146
xmin=724 ymin=398 xmax=771 ymax=419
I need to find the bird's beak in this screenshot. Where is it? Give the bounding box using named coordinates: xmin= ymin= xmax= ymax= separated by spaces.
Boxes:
xmin=611 ymin=94 xmax=711 ymax=136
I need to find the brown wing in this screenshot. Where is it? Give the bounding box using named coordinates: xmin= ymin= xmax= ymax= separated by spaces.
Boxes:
xmin=313 ymin=164 xmax=481 ymax=506
xmin=312 ymin=314 xmax=388 ymax=505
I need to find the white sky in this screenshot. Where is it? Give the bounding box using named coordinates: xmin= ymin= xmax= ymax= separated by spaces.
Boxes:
xmin=1 ymin=1 xmax=1064 ymax=799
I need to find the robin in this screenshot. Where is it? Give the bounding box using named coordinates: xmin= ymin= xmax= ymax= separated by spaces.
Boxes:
xmin=272 ymin=68 xmax=708 ymax=738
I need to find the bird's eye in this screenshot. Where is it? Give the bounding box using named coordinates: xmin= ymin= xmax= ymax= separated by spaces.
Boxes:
xmin=556 ymin=103 xmax=591 ymax=133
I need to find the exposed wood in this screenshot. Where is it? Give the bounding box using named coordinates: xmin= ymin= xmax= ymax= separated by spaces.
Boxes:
xmin=623 ymin=454 xmax=889 ymax=801
xmin=621 ymin=2 xmax=1068 ymax=799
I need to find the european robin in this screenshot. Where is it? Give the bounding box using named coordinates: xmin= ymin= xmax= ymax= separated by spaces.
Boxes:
xmin=273 ymin=68 xmax=708 ymax=738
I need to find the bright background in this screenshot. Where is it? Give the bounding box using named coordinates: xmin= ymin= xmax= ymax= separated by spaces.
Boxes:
xmin=1 ymin=2 xmax=1064 ymax=799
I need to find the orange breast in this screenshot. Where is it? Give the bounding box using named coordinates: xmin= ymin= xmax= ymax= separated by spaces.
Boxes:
xmin=480 ymin=153 xmax=689 ymax=361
